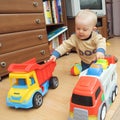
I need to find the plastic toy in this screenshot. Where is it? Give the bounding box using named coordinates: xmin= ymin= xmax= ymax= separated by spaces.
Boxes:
xmin=68 ymin=55 xmax=118 ymax=120
xmin=70 ymin=63 xmax=82 ymax=76
xmin=6 ymin=58 xmax=59 ymax=109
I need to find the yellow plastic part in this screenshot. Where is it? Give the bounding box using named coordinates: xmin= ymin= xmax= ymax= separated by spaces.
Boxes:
xmin=7 ymin=71 xmax=40 ymax=103
xmin=96 ymin=59 xmax=108 ymax=69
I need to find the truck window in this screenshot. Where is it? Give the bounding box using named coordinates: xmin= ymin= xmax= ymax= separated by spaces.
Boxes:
xmin=95 ymin=86 xmax=101 ymax=99
xmin=72 ymin=94 xmax=93 ymax=106
xmin=30 ymin=77 xmax=35 ymax=85
xmin=18 ymin=79 xmax=26 ymax=85
xmin=12 ymin=78 xmax=27 ymax=88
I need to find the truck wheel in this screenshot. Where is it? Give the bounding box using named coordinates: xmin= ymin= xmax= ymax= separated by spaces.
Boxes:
xmin=49 ymin=76 xmax=59 ymax=89
xmin=115 ymin=86 xmax=118 ymax=96
xmin=111 ymin=91 xmax=116 ymax=103
xmin=33 ymin=92 xmax=43 ymax=108
xmin=100 ymin=103 xmax=107 ymax=120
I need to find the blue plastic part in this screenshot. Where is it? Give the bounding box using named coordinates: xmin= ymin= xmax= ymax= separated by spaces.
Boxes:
xmin=87 ymin=67 xmax=103 ymax=76
xmin=6 ymin=93 xmax=34 ymax=109
xmin=41 ymin=80 xmax=49 ymax=96
xmin=6 ymin=80 xmax=49 ymax=109
xmin=18 ymin=79 xmax=26 ymax=85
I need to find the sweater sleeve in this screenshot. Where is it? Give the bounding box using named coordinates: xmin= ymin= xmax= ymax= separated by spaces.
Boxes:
xmin=94 ymin=32 xmax=106 ymax=51
xmin=55 ymin=34 xmax=77 ymax=55
xmin=52 ymin=50 xmax=61 ymax=58
xmin=97 ymin=48 xmax=105 ymax=54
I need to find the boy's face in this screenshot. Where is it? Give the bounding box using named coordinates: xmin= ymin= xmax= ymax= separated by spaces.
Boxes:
xmin=75 ymin=17 xmax=95 ymax=40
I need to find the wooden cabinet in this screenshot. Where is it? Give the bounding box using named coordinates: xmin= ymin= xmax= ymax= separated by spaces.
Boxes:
xmin=97 ymin=16 xmax=108 ymax=39
xmin=67 ymin=15 xmax=108 ymax=39
xmin=0 ymin=0 xmax=50 ymax=80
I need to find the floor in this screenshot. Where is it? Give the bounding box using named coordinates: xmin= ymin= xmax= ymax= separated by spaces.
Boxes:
xmin=0 ymin=37 xmax=120 ymax=120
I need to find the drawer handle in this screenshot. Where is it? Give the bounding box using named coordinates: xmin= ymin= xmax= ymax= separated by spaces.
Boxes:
xmin=40 ymin=50 xmax=45 ymax=55
xmin=38 ymin=35 xmax=43 ymax=40
xmin=0 ymin=43 xmax=2 ymax=47
xmin=0 ymin=62 xmax=7 ymax=68
xmin=35 ymin=19 xmax=41 ymax=24
xmin=33 ymin=2 xmax=38 ymax=7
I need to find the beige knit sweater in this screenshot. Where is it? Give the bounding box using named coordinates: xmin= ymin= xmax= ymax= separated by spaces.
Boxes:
xmin=55 ymin=31 xmax=106 ymax=64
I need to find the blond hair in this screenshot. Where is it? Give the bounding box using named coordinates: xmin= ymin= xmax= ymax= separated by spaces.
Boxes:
xmin=75 ymin=10 xmax=97 ymax=26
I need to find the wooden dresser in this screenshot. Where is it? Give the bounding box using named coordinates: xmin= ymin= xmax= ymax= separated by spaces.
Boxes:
xmin=0 ymin=0 xmax=50 ymax=80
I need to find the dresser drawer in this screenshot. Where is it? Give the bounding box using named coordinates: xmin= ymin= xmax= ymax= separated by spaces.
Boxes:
xmin=0 ymin=0 xmax=43 ymax=13
xmin=0 ymin=44 xmax=50 ymax=77
xmin=0 ymin=29 xmax=48 ymax=54
xmin=0 ymin=13 xmax=45 ymax=34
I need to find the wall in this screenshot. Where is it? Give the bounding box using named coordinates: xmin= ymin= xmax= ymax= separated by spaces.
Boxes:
xmin=113 ymin=0 xmax=120 ymax=36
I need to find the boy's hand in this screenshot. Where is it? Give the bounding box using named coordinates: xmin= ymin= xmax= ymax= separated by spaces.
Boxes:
xmin=49 ymin=55 xmax=57 ymax=61
xmin=96 ymin=52 xmax=105 ymax=59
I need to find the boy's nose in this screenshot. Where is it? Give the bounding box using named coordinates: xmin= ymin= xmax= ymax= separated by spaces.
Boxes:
xmin=79 ymin=29 xmax=83 ymax=33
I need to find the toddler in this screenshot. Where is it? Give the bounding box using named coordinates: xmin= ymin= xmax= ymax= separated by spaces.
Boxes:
xmin=50 ymin=10 xmax=106 ymax=71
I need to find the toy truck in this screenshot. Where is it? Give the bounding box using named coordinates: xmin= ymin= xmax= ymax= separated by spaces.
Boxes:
xmin=6 ymin=58 xmax=59 ymax=109
xmin=68 ymin=55 xmax=118 ymax=120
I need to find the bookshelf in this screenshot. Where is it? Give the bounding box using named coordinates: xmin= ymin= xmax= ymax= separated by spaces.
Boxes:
xmin=43 ymin=0 xmax=68 ymax=53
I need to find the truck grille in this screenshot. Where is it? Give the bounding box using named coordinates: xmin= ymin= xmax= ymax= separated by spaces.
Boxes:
xmin=11 ymin=96 xmax=21 ymax=101
xmin=68 ymin=108 xmax=88 ymax=120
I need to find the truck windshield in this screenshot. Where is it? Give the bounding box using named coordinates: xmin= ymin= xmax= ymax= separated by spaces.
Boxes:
xmin=12 ymin=78 xmax=27 ymax=88
xmin=72 ymin=94 xmax=93 ymax=106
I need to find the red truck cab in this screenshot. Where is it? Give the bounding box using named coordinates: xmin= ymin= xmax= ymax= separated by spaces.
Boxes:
xmin=70 ymin=76 xmax=104 ymax=119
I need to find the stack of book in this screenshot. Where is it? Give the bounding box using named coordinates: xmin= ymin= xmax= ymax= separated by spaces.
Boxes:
xmin=48 ymin=26 xmax=68 ymax=53
xmin=43 ymin=0 xmax=63 ymax=24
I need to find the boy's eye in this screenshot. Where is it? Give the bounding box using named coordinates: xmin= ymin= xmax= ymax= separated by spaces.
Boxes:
xmin=83 ymin=28 xmax=89 ymax=31
xmin=77 ymin=28 xmax=81 ymax=30
xmin=77 ymin=28 xmax=89 ymax=31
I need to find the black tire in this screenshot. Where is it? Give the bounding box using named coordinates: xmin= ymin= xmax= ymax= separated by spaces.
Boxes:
xmin=100 ymin=103 xmax=107 ymax=120
xmin=33 ymin=92 xmax=43 ymax=108
xmin=115 ymin=86 xmax=118 ymax=96
xmin=111 ymin=91 xmax=116 ymax=103
xmin=49 ymin=76 xmax=59 ymax=89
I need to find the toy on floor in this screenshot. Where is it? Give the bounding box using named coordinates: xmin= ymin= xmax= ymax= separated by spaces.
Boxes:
xmin=68 ymin=55 xmax=118 ymax=120
xmin=6 ymin=58 xmax=59 ymax=109
xmin=70 ymin=63 xmax=82 ymax=76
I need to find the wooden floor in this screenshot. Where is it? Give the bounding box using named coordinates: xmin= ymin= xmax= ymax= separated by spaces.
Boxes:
xmin=0 ymin=37 xmax=120 ymax=120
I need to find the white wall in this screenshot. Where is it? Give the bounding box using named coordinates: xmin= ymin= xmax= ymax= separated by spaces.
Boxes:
xmin=113 ymin=0 xmax=120 ymax=35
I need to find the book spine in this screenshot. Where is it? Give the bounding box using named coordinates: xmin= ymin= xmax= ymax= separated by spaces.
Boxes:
xmin=48 ymin=32 xmax=67 ymax=53
xmin=58 ymin=32 xmax=67 ymax=44
xmin=43 ymin=0 xmax=53 ymax=24
xmin=51 ymin=0 xmax=57 ymax=23
xmin=56 ymin=0 xmax=63 ymax=23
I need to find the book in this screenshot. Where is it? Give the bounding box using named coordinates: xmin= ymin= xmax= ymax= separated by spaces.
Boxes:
xmin=56 ymin=0 xmax=63 ymax=22
xmin=48 ymin=26 xmax=68 ymax=41
xmin=48 ymin=31 xmax=67 ymax=53
xmin=51 ymin=0 xmax=58 ymax=23
xmin=52 ymin=37 xmax=59 ymax=49
xmin=43 ymin=0 xmax=53 ymax=24
xmin=58 ymin=32 xmax=67 ymax=44
xmin=48 ymin=37 xmax=60 ymax=53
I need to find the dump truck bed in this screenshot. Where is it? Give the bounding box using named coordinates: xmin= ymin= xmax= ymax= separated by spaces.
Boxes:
xmin=8 ymin=58 xmax=56 ymax=85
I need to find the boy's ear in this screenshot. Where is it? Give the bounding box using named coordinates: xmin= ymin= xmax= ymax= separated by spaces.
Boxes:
xmin=93 ymin=26 xmax=97 ymax=30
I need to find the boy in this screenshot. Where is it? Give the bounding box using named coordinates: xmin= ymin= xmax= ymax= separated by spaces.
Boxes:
xmin=50 ymin=10 xmax=106 ymax=71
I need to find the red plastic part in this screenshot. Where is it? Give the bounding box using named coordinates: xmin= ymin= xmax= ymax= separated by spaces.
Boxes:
xmin=105 ymin=55 xmax=117 ymax=65
xmin=8 ymin=58 xmax=56 ymax=85
xmin=70 ymin=76 xmax=103 ymax=115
